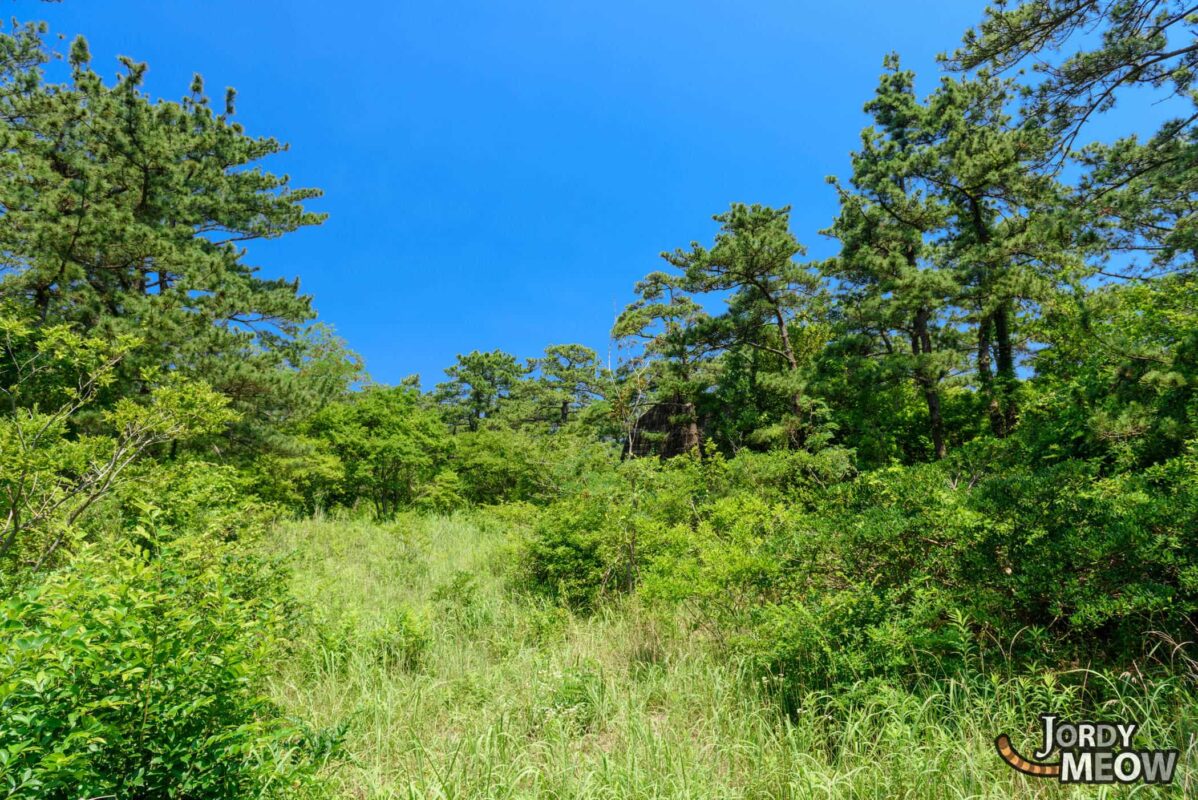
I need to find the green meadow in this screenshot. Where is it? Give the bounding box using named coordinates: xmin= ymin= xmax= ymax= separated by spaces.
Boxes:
xmin=270 ymin=515 xmax=1198 ymax=798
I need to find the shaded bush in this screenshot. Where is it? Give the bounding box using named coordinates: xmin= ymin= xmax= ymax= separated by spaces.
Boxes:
xmin=517 ymin=495 xmax=611 ymax=610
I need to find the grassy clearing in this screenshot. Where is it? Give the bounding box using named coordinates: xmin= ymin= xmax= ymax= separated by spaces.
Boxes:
xmin=269 ymin=515 xmax=1197 ymax=799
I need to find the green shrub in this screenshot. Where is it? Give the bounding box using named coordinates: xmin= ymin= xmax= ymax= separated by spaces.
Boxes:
xmin=364 ymin=606 xmax=431 ymax=671
xmin=432 ymin=569 xmax=479 ymax=607
xmin=517 ymin=496 xmax=611 ymax=609
xmin=248 ymin=437 xmax=346 ymax=515
xmin=689 ymin=442 xmax=1198 ymax=692
xmin=0 ymin=534 xmax=332 ymax=799
xmin=722 ymin=447 xmax=856 ymax=505
xmin=963 ymin=447 xmax=1198 ymax=654
xmin=535 ymin=665 xmax=603 ymax=734
xmin=107 ymin=459 xmax=279 ymax=544
xmin=415 ymin=469 xmax=467 ymax=514
xmin=510 ymin=413 xmax=1198 ymax=695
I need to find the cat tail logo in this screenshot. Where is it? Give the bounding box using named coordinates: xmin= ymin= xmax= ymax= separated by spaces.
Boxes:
xmin=994 ymin=734 xmax=1060 ymax=778
xmin=996 ymin=715 xmax=1178 ymax=785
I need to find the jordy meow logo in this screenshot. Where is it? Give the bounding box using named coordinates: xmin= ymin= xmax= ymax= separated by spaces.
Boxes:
xmin=995 ymin=715 xmax=1178 ymax=785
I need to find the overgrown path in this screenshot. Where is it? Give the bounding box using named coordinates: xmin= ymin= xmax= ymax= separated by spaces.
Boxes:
xmin=269 ymin=516 xmax=1194 ymax=799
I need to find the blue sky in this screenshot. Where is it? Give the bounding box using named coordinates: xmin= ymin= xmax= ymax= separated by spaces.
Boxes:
xmin=40 ymin=1 xmax=1000 ymax=385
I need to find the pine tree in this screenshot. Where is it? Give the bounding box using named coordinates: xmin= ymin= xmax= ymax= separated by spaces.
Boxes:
xmin=665 ymin=204 xmax=826 ymax=447
xmin=613 ymin=271 xmax=716 ymax=455
xmin=825 ymin=60 xmax=963 ymax=458
xmin=949 ymin=1 xmax=1197 ymax=277
xmin=0 ymin=28 xmax=326 ymax=445
xmin=922 ymin=71 xmax=1063 ymax=436
xmin=434 ymin=350 xmax=527 ymax=432
xmin=527 ymin=344 xmax=604 ymax=427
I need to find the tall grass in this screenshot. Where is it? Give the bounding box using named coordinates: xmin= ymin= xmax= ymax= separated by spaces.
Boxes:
xmin=269 ymin=515 xmax=1197 ymax=799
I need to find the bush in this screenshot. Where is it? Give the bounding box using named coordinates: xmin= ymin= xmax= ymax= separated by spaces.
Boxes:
xmin=514 ymin=435 xmax=1198 ymax=694
xmin=415 ymin=469 xmax=467 ymax=514
xmin=0 ymin=533 xmax=332 ymax=799
xmin=363 ymin=606 xmax=431 ymax=671
xmin=305 ymin=602 xmax=431 ymax=674
xmin=515 ymin=448 xmax=854 ymax=612
xmin=517 ymin=496 xmax=611 ymax=609
xmin=455 ymin=428 xmax=548 ymax=505
xmin=106 ymin=459 xmax=279 ymax=544
xmin=685 ymin=441 xmax=1198 ymax=693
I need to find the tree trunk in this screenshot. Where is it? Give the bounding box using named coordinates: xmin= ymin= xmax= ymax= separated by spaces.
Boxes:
xmin=977 ymin=313 xmax=1005 ymax=436
xmin=924 ymin=386 xmax=946 ymax=459
xmin=682 ymin=401 xmax=701 ymax=454
xmin=772 ymin=309 xmax=810 ymax=449
xmin=992 ymin=299 xmax=1018 ymax=434
xmin=912 ymin=307 xmax=946 ymax=459
xmin=774 ymin=309 xmax=799 ymax=372
xmin=34 ymin=284 xmax=50 ymax=323
xmin=966 ymin=196 xmax=1015 ymax=438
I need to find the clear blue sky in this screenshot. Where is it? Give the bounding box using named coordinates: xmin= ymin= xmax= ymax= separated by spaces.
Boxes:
xmin=40 ymin=1 xmax=993 ymax=385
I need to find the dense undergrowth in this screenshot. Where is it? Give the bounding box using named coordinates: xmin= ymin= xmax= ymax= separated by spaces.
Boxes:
xmin=513 ymin=441 xmax=1198 ymax=696
xmin=272 ymin=514 xmax=1198 ymax=798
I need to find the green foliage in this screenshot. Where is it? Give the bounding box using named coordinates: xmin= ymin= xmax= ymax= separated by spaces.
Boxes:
xmin=1029 ymin=272 xmax=1198 ymax=468
xmin=451 ymin=426 xmax=617 ymax=507
xmin=453 ymin=427 xmax=546 ymax=505
xmin=822 ymin=63 xmax=965 ymax=460
xmin=415 ymin=469 xmax=467 ymax=514
xmin=523 ymin=344 xmax=606 ymax=428
xmin=517 ymin=495 xmax=611 ymax=609
xmin=0 ymin=533 xmax=333 ymax=799
xmin=306 ymin=385 xmax=451 ymax=518
xmin=513 ymin=433 xmax=1198 ymax=695
xmin=0 ymin=313 xmax=236 ymax=572
xmin=249 ymin=436 xmax=347 ymax=516
xmin=0 ymin=25 xmax=331 ymax=453
xmin=435 ymin=350 xmax=527 ymax=432
xmin=613 ymin=272 xmax=714 ymax=456
xmin=1 ymin=3 xmax=1197 ymax=794
xmin=358 ymin=605 xmax=431 ymax=672
xmin=104 ymin=459 xmax=279 ymax=547
xmin=668 ymin=203 xmax=829 ymax=448
xmin=515 ymin=449 xmax=853 ymax=611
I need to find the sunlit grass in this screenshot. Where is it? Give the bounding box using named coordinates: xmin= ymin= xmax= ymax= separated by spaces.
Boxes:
xmin=269 ymin=515 xmax=1198 ymax=799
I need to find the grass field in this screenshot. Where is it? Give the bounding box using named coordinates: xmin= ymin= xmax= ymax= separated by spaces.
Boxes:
xmin=269 ymin=515 xmax=1198 ymax=799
